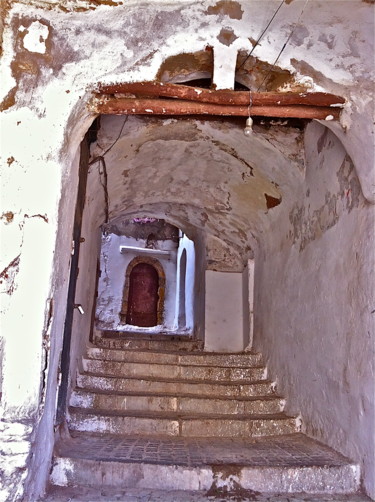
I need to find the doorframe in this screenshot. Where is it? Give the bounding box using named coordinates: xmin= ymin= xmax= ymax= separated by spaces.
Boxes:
xmin=119 ymin=256 xmax=166 ymax=326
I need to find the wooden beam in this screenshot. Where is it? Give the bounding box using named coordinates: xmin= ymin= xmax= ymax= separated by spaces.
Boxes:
xmin=96 ymin=81 xmax=345 ymax=108
xmin=93 ymin=97 xmax=341 ymax=120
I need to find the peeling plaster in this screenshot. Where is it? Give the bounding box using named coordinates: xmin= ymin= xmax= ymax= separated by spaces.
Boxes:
xmin=217 ymin=27 xmax=238 ymax=46
xmin=257 ymin=121 xmax=374 ymax=500
xmin=0 ymin=255 xmax=20 ymax=296
xmin=88 ymin=115 xmax=293 ymax=271
xmin=0 ymin=1 xmax=374 ymax=500
xmin=22 ymin=21 xmax=49 ymax=54
xmin=206 ymin=1 xmax=243 ymax=20
xmin=288 ymin=152 xmax=360 ymax=252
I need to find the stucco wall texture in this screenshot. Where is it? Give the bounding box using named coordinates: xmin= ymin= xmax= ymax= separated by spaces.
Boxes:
xmin=254 ymin=122 xmax=375 ymax=498
xmin=0 ymin=1 xmax=374 ymax=501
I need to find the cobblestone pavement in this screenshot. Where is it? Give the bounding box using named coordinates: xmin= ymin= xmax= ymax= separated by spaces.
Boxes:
xmin=56 ymin=432 xmax=351 ymax=467
xmin=42 ymin=486 xmax=372 ymax=502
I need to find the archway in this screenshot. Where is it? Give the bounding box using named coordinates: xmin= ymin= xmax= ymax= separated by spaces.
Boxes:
xmin=126 ymin=263 xmax=159 ymax=327
xmin=120 ymin=256 xmax=166 ymax=327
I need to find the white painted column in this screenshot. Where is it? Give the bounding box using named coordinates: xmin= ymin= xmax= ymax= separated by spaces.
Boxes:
xmin=247 ymin=259 xmax=255 ymax=349
xmin=212 ymin=46 xmax=238 ymax=90
xmin=204 ymin=269 xmax=250 ymax=352
xmin=184 ymin=238 xmax=195 ymax=330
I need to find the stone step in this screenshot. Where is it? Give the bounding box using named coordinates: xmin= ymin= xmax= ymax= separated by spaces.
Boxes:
xmin=77 ymin=373 xmax=277 ymax=398
xmin=70 ymin=388 xmax=285 ymax=415
xmin=68 ymin=407 xmax=300 ymax=437
xmin=86 ymin=346 xmax=263 ymax=367
xmin=81 ymin=358 xmax=267 ymax=382
xmin=96 ymin=333 xmax=203 ymax=352
xmin=50 ymin=432 xmax=360 ymax=494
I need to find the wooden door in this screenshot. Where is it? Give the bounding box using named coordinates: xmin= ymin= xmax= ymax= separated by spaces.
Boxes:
xmin=126 ymin=263 xmax=159 ymax=327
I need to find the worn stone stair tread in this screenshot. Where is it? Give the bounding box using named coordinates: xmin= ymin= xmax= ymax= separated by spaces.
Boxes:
xmin=101 ymin=332 xmax=197 ymax=340
xmin=56 ymin=431 xmax=354 ymax=467
xmin=70 ymin=389 xmax=285 ymax=416
xmin=83 ymin=349 xmax=266 ymax=370
xmin=90 ymin=345 xmax=261 ymax=356
xmin=45 ymin=486 xmax=371 ymax=502
xmin=72 ymin=387 xmax=283 ymax=402
xmin=97 ymin=334 xmax=204 ymax=351
xmin=83 ymin=359 xmax=265 ymax=372
xmin=77 ymin=374 xmax=276 ymax=398
xmin=79 ymin=371 xmax=271 ymax=387
xmin=69 ymin=406 xmax=292 ymax=421
xmin=88 ymin=345 xmax=262 ymax=357
xmin=51 ymin=337 xmax=362 ymax=496
xmin=50 ymin=432 xmax=360 ymax=494
xmin=82 ymin=360 xmax=267 ymax=383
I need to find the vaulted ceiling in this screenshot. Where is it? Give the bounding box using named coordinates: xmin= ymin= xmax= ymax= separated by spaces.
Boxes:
xmin=88 ymin=113 xmax=305 ymax=271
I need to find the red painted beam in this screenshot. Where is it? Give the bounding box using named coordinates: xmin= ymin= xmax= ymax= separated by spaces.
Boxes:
xmin=93 ymin=97 xmax=340 ymax=120
xmin=96 ymin=81 xmax=345 ymax=108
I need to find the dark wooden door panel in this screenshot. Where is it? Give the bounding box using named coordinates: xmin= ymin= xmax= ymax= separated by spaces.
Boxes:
xmin=126 ymin=263 xmax=159 ymax=327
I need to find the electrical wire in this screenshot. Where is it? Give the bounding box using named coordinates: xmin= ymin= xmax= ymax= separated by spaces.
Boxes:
xmin=257 ymin=0 xmax=310 ymax=92
xmin=237 ymin=0 xmax=286 ymax=71
xmin=89 ymin=116 xmax=129 ymax=223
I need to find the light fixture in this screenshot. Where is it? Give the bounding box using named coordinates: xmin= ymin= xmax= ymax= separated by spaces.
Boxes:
xmin=244 ymin=116 xmax=253 ymax=136
xmin=243 ymin=89 xmax=254 ymax=136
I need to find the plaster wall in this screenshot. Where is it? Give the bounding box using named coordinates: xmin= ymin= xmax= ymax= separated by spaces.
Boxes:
xmin=253 ymin=122 xmax=375 ymax=498
xmin=0 ymin=1 xmax=374 ymax=500
xmin=205 ymin=269 xmax=249 ymax=352
xmin=69 ymin=214 xmax=102 ymax=392
xmin=96 ymin=233 xmax=178 ymax=332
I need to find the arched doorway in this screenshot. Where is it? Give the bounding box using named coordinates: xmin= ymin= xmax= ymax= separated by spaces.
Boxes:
xmin=126 ymin=262 xmax=159 ymax=327
xmin=120 ymin=257 xmax=166 ymax=327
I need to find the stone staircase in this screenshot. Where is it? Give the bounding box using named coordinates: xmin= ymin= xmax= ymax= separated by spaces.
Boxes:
xmin=50 ymin=333 xmax=361 ymax=497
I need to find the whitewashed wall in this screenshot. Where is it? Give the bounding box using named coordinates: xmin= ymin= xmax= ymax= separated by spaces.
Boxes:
xmin=205 ymin=269 xmax=250 ymax=353
xmin=0 ymin=1 xmax=374 ymax=500
xmin=96 ymin=233 xmax=178 ymax=332
xmin=253 ymin=122 xmax=375 ymax=497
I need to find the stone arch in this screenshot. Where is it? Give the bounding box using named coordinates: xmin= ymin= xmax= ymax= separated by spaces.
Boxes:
xmin=120 ymin=256 xmax=166 ymax=326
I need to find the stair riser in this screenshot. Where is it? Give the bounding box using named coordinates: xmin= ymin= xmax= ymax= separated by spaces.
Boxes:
xmin=68 ymin=413 xmax=299 ymax=438
xmin=50 ymin=457 xmax=360 ymax=494
xmin=87 ymin=347 xmax=263 ymax=367
xmin=77 ymin=374 xmax=276 ymax=398
xmin=82 ymin=359 xmax=267 ymax=382
xmin=69 ymin=413 xmax=179 ymax=436
xmin=95 ymin=338 xmax=203 ymax=352
xmin=70 ymin=391 xmax=285 ymax=415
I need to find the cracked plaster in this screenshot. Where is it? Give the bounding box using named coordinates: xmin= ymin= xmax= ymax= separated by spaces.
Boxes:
xmin=0 ymin=1 xmax=374 ymax=501
xmin=88 ymin=115 xmax=294 ymax=271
